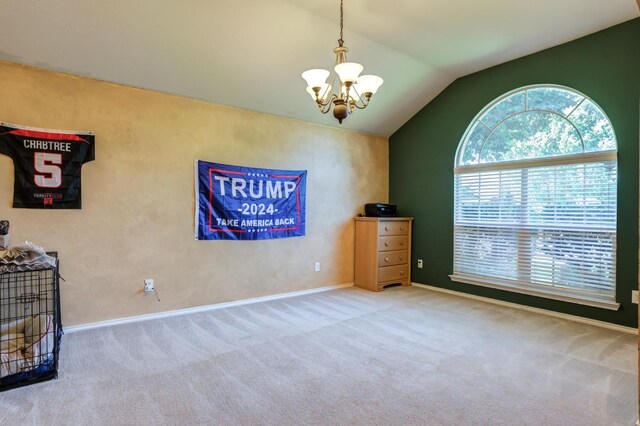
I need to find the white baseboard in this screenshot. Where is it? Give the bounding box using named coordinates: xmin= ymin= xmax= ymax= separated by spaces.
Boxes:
xmin=65 ymin=283 xmax=354 ymax=334
xmin=412 ymin=282 xmax=638 ymax=335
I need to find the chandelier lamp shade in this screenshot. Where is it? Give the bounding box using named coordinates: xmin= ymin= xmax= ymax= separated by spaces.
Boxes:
xmin=301 ymin=0 xmax=383 ymax=124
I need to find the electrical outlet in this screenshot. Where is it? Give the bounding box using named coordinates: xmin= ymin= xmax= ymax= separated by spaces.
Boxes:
xmin=632 ymin=290 xmax=638 ymax=304
xmin=314 ymin=262 xmax=320 ymax=272
xmin=417 ymin=259 xmax=423 ymax=269
xmin=144 ymin=279 xmax=154 ymax=292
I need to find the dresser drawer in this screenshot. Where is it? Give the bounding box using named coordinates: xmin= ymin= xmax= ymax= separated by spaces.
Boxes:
xmin=378 ymin=250 xmax=408 ymax=267
xmin=378 ymin=221 xmax=409 ymax=236
xmin=378 ymin=264 xmax=408 ymax=282
xmin=379 ymin=236 xmax=408 ymax=252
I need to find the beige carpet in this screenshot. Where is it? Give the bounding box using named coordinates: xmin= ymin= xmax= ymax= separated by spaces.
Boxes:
xmin=0 ymin=286 xmax=636 ymax=425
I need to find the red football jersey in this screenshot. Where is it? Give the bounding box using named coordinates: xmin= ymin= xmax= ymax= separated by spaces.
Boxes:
xmin=0 ymin=122 xmax=95 ymax=209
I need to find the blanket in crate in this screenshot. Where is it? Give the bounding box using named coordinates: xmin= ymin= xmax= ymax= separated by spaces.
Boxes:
xmin=0 ymin=314 xmax=54 ymax=378
xmin=0 ymin=241 xmax=56 ymax=273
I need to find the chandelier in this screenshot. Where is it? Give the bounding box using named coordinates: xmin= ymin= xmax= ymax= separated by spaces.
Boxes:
xmin=301 ymin=0 xmax=383 ymax=124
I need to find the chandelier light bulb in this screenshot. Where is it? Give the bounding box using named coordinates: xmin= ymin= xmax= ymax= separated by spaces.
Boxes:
xmin=301 ymin=69 xmax=330 ymax=89
xmin=306 ymin=83 xmax=332 ymax=100
xmin=334 ymin=62 xmax=364 ymax=84
xmin=356 ymin=75 xmax=384 ymax=95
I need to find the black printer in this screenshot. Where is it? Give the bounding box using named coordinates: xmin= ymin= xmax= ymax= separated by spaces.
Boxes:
xmin=364 ymin=203 xmax=397 ymax=217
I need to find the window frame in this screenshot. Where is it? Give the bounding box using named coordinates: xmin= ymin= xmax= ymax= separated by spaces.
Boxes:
xmin=450 ymin=84 xmax=619 ymax=310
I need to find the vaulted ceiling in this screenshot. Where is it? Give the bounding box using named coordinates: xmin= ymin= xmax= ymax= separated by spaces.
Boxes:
xmin=0 ymin=0 xmax=638 ymax=137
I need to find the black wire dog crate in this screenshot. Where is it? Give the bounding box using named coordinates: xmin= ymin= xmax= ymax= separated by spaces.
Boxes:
xmin=0 ymin=254 xmax=62 ymax=391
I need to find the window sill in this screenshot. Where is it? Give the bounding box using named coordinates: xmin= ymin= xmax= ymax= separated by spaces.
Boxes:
xmin=449 ymin=273 xmax=620 ymax=311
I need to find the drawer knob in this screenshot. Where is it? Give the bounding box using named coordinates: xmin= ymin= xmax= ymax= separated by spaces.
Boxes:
xmin=399 ymin=242 xmax=404 ymax=246
xmin=399 ymin=257 xmax=403 ymax=261
xmin=385 ymin=226 xmax=389 ymax=231
xmin=384 ymin=257 xmax=389 ymax=262
xmin=400 ymin=226 xmax=405 ymax=231
xmin=384 ymin=242 xmax=389 ymax=247
xmin=400 ymin=271 xmax=404 ymax=275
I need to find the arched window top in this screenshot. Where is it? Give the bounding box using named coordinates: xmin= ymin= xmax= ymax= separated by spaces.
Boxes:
xmin=456 ymin=85 xmax=617 ymax=167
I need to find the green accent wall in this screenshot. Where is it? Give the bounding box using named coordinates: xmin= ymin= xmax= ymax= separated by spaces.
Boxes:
xmin=389 ymin=18 xmax=640 ymax=327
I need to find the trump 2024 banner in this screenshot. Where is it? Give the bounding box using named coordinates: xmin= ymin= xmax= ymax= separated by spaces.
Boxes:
xmin=195 ymin=160 xmax=307 ymax=240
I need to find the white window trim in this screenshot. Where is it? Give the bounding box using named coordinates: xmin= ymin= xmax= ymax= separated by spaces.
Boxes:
xmin=454 ymin=150 xmax=617 ymax=174
xmin=449 ymin=273 xmax=620 ymax=311
xmin=454 ymin=84 xmax=617 ymax=168
xmin=453 ymin=84 xmax=618 ymax=309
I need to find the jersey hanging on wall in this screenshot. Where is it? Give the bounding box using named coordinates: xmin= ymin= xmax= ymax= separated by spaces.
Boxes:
xmin=0 ymin=122 xmax=95 ymax=209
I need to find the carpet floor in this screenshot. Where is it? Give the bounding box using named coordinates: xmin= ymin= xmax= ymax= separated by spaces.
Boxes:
xmin=0 ymin=286 xmax=636 ymax=425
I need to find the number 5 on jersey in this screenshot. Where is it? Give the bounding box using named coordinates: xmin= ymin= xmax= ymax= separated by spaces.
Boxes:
xmin=34 ymin=152 xmax=62 ymax=188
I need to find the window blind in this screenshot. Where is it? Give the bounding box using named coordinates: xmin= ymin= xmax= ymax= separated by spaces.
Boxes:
xmin=452 ymin=158 xmax=617 ymax=305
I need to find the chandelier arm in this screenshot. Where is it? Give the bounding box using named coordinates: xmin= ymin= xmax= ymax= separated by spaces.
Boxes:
xmin=318 ymin=84 xmax=332 ymax=104
xmin=350 ymin=84 xmax=368 ymax=109
xmin=353 ymin=99 xmax=370 ymax=110
xmin=319 ymin=94 xmax=338 ymax=114
xmin=326 ymin=72 xmax=341 ymax=103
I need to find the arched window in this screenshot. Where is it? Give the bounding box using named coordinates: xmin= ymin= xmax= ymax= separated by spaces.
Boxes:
xmin=451 ymin=85 xmax=618 ymax=309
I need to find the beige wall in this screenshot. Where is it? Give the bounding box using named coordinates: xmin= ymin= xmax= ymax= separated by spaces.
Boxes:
xmin=0 ymin=61 xmax=388 ymax=326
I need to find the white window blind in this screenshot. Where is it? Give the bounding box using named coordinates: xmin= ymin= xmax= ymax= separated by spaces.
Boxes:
xmin=452 ymin=85 xmax=618 ymax=309
xmin=452 ymin=156 xmax=617 ymax=307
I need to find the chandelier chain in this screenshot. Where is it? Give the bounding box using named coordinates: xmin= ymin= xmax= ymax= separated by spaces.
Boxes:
xmin=338 ymin=0 xmax=344 ymax=47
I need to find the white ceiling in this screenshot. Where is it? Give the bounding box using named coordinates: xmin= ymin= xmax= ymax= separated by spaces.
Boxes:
xmin=0 ymin=0 xmax=637 ymax=137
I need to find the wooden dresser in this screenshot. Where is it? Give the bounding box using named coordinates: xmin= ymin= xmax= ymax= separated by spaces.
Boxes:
xmin=354 ymin=217 xmax=413 ymax=291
